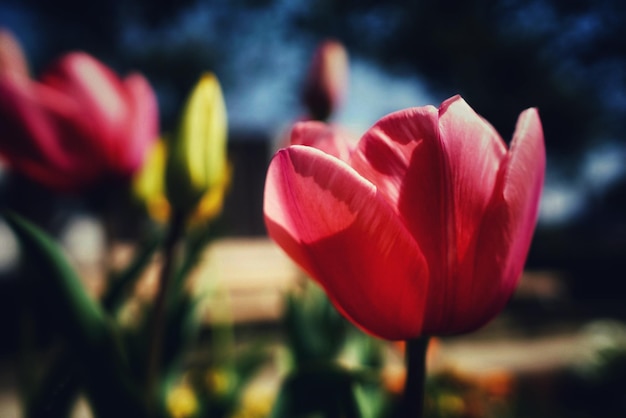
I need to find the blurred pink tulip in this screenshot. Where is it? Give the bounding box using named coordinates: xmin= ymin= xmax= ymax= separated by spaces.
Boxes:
xmin=264 ymin=96 xmax=545 ymax=340
xmin=0 ymin=38 xmax=158 ymax=192
xmin=289 ymin=121 xmax=355 ymax=161
xmin=302 ymin=39 xmax=349 ymax=121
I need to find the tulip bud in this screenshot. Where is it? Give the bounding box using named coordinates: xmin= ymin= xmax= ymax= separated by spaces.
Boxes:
xmin=133 ymin=139 xmax=170 ymax=222
xmin=0 ymin=28 xmax=28 ymax=79
xmin=302 ymin=40 xmax=349 ymax=121
xmin=133 ymin=137 xmax=230 ymax=224
xmin=165 ymin=73 xmax=228 ymax=215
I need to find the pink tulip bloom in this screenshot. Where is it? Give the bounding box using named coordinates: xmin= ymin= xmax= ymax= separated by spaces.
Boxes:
xmin=0 ymin=47 xmax=158 ymax=192
xmin=264 ymin=96 xmax=545 ymax=340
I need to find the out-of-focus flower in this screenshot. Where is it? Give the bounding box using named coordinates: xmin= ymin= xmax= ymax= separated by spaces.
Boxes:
xmin=0 ymin=32 xmax=158 ymax=192
xmin=436 ymin=393 xmax=466 ymax=416
xmin=289 ymin=121 xmax=355 ymax=161
xmin=133 ymin=140 xmax=171 ymax=221
xmin=164 ymin=73 xmax=229 ymax=217
xmin=166 ymin=382 xmax=199 ymax=418
xmin=382 ymin=363 xmax=406 ymax=396
xmin=302 ymin=39 xmax=349 ymax=121
xmin=133 ymin=138 xmax=229 ymax=224
xmin=205 ymin=367 xmax=236 ymax=397
xmin=264 ymin=96 xmax=545 ymax=340
xmin=475 ymin=370 xmax=515 ymax=399
xmin=0 ymin=29 xmax=28 ymax=80
xmin=232 ymin=385 xmax=275 ymax=418
xmin=427 ymin=368 xmax=517 ymax=418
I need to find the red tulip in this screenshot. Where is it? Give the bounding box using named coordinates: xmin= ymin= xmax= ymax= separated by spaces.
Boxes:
xmin=264 ymin=96 xmax=545 ymax=340
xmin=0 ymin=46 xmax=158 ymax=192
xmin=302 ymin=39 xmax=349 ymax=121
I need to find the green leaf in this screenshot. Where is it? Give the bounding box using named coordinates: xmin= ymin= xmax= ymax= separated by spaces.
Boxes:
xmin=234 ymin=341 xmax=271 ymax=384
xmin=285 ymin=285 xmax=348 ymax=365
xmin=5 ymin=212 xmax=108 ymax=347
xmin=4 ymin=212 xmax=146 ymax=417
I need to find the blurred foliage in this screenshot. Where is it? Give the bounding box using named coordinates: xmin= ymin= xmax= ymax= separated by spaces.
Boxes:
xmin=4 ymin=208 xmax=266 ymax=418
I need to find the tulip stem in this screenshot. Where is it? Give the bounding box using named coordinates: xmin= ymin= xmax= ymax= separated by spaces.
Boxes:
xmin=401 ymin=337 xmax=429 ymax=418
xmin=145 ymin=210 xmax=185 ymax=413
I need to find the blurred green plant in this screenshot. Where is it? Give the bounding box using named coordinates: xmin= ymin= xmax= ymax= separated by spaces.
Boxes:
xmin=3 ymin=72 xmax=268 ymax=418
xmin=270 ymin=283 xmax=394 ymax=418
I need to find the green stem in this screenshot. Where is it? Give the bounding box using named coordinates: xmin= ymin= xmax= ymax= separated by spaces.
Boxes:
xmin=401 ymin=337 xmax=429 ymax=418
xmin=18 ymin=274 xmax=36 ymax=411
xmin=145 ymin=210 xmax=185 ymax=413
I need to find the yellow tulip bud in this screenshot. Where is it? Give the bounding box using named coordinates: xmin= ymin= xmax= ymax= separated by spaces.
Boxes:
xmin=133 ymin=140 xmax=231 ymax=224
xmin=133 ymin=139 xmax=170 ymax=222
xmin=166 ymin=73 xmax=228 ymax=215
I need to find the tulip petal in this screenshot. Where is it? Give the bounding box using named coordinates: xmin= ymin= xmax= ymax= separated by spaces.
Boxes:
xmin=351 ymin=98 xmax=512 ymax=333
xmin=42 ymin=53 xmax=129 ymax=158
xmin=0 ymin=78 xmax=100 ymax=190
xmin=465 ymin=108 xmax=545 ymax=331
xmin=437 ymin=96 xmax=507 ymax=262
xmin=418 ymin=96 xmax=508 ymax=332
xmin=264 ymin=145 xmax=429 ymax=339
xmin=349 ymin=105 xmax=439 ymax=211
xmin=351 ymin=106 xmax=458 ymax=329
xmin=120 ymin=73 xmax=158 ymax=175
xmin=289 ymin=121 xmax=354 ymax=161
xmin=0 ymin=48 xmax=158 ymax=192
xmin=132 ymin=140 xmax=169 ymax=221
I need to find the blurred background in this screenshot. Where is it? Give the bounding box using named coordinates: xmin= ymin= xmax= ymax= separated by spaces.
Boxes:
xmin=0 ymin=0 xmax=626 ymax=417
